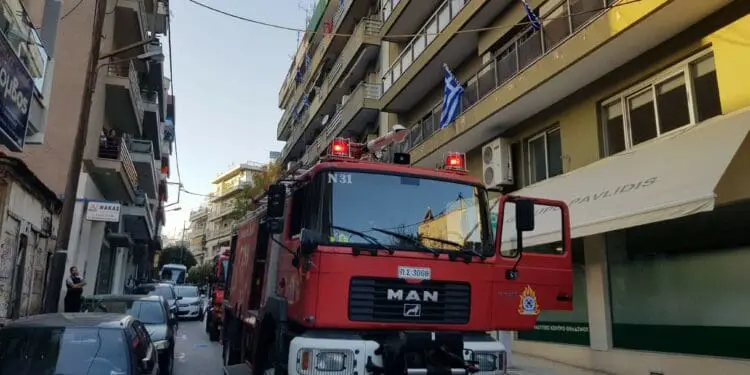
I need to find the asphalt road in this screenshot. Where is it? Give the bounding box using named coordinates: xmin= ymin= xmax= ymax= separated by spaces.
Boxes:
xmin=173 ymin=316 xmax=223 ymax=375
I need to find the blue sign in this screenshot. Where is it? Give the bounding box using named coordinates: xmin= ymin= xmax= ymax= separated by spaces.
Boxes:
xmin=0 ymin=32 xmax=34 ymax=151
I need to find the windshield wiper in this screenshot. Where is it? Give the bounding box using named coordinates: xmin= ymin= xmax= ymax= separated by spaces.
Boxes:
xmin=330 ymin=225 xmax=395 ymax=255
xmin=369 ymin=227 xmax=439 ymax=256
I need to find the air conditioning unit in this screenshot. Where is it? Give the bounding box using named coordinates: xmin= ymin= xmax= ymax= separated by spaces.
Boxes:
xmin=482 ymin=137 xmax=514 ymax=187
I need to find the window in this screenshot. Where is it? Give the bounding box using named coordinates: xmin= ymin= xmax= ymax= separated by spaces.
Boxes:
xmin=290 ymin=179 xmax=321 ymax=237
xmin=601 ymin=51 xmax=722 ymax=156
xmin=527 ymin=127 xmax=563 ymax=185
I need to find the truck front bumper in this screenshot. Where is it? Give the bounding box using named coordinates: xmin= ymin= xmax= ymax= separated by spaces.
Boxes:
xmin=288 ymin=333 xmax=507 ymax=375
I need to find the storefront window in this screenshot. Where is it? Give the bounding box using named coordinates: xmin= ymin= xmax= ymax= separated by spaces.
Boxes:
xmin=517 ymin=239 xmax=589 ymax=345
xmin=607 ymin=203 xmax=750 ymax=359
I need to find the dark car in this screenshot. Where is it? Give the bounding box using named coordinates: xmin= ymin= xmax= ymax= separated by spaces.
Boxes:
xmin=132 ymin=283 xmax=182 ymax=312
xmin=83 ymin=295 xmax=177 ymax=375
xmin=0 ymin=313 xmax=159 ymax=375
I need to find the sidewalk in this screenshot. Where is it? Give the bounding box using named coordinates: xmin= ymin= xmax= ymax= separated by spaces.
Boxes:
xmin=508 ymin=353 xmax=612 ymax=375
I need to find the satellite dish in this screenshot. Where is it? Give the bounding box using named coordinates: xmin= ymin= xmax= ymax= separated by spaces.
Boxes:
xmin=321 ymin=114 xmax=330 ymax=125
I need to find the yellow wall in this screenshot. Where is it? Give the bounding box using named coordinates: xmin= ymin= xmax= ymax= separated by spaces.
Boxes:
xmin=466 ymin=8 xmax=750 ymax=178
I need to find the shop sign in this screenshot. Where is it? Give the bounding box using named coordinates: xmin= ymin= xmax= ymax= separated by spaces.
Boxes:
xmin=86 ymin=201 xmax=121 ymax=222
xmin=517 ymin=321 xmax=591 ymax=346
xmin=0 ymin=32 xmax=34 ymax=152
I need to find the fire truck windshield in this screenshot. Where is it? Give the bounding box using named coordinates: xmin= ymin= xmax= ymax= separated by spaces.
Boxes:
xmin=325 ymin=171 xmax=491 ymax=256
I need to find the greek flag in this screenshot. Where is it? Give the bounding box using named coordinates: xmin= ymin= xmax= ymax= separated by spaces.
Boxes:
xmin=521 ymin=0 xmax=542 ymax=30
xmin=439 ymin=64 xmax=464 ymax=129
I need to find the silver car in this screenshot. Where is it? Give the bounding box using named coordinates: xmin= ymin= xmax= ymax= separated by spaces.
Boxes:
xmin=174 ymin=285 xmax=204 ymax=320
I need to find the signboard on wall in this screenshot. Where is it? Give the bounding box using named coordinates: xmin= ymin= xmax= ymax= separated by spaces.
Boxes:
xmin=86 ymin=201 xmax=121 ymax=222
xmin=0 ymin=31 xmax=34 ymax=151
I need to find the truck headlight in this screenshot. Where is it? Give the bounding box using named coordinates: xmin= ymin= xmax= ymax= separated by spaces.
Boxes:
xmin=153 ymin=340 xmax=170 ymax=350
xmin=473 ymin=352 xmax=498 ymax=372
xmin=297 ymin=349 xmax=353 ymax=373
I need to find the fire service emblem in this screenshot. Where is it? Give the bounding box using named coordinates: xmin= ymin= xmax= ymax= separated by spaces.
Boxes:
xmin=518 ymin=285 xmax=540 ymax=316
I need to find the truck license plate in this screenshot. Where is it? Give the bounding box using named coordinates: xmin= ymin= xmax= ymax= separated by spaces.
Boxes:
xmin=398 ymin=266 xmax=431 ymax=280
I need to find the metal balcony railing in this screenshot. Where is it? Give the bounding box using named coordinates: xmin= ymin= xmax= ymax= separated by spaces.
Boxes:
xmin=383 ymin=0 xmax=469 ymax=92
xmin=404 ymin=0 xmax=615 ymax=151
xmin=380 ymin=0 xmax=403 ymax=25
xmin=0 ymin=0 xmax=50 ymax=92
xmin=107 ymin=60 xmax=145 ymax=126
xmin=98 ymin=136 xmax=140 ymax=188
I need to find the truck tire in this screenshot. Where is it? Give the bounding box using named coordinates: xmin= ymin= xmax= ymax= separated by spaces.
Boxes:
xmin=205 ymin=311 xmax=212 ymax=333
xmin=209 ymin=323 xmax=220 ymax=342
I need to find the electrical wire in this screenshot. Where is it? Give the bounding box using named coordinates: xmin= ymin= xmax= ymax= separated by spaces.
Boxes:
xmin=185 ymin=0 xmax=643 ymax=39
xmin=60 ymin=0 xmax=86 ymax=21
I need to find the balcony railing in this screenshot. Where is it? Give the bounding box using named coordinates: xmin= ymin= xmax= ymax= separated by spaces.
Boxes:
xmin=381 ymin=0 xmax=403 ymax=24
xmin=0 ymin=0 xmax=50 ymax=93
xmin=98 ymin=136 xmax=140 ymax=188
xmin=283 ymin=17 xmax=382 ymax=161
xmin=383 ymin=0 xmax=468 ymax=92
xmin=107 ymin=60 xmax=145 ymax=125
xmin=137 ymin=0 xmax=150 ymax=37
xmin=404 ymin=0 xmax=614 ymax=151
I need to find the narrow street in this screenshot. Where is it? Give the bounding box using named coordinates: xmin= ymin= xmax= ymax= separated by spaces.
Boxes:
xmin=173 ymin=317 xmax=223 ymax=375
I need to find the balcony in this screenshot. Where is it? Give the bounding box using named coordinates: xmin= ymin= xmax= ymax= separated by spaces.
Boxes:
xmin=105 ymin=60 xmax=144 ymax=136
xmin=129 ymin=139 xmax=159 ymax=200
xmin=208 ymin=201 xmax=236 ymax=221
xmin=206 ymin=227 xmax=233 ymax=241
xmin=0 ymin=0 xmax=50 ymax=94
xmin=121 ymin=198 xmax=155 ymax=243
xmin=281 ymin=18 xmax=383 ymax=164
xmin=144 ymin=0 xmax=169 ymax=35
xmin=189 ymin=207 xmax=209 ymax=221
xmin=381 ymin=0 xmax=442 ymax=41
xmin=407 ymin=0 xmax=730 ymax=167
xmin=380 ymin=0 xmax=512 ymax=113
xmin=85 ymin=136 xmax=139 ymax=203
xmin=277 ymin=0 xmax=380 ymax=141
xmin=113 ymin=0 xmax=149 ymax=45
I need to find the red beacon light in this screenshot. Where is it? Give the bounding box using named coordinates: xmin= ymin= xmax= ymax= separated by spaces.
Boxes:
xmin=329 ymin=138 xmax=351 ymax=158
xmin=444 ymin=152 xmax=467 ymax=172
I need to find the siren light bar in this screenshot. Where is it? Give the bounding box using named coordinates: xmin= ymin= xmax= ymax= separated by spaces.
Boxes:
xmin=444 ymin=152 xmax=467 ymax=172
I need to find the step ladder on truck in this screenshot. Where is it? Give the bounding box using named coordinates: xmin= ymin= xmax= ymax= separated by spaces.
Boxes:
xmin=220 ymin=125 xmax=574 ymax=375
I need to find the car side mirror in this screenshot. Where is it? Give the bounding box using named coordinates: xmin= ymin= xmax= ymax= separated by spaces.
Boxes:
xmin=299 ymin=228 xmax=321 ymax=255
xmin=176 ymin=296 xmax=183 ymax=300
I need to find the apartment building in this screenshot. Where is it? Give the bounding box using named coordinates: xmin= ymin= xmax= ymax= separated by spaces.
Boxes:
xmin=21 ymin=0 xmax=174 ymax=301
xmin=276 ymin=0 xmax=750 ymax=373
xmin=203 ymin=162 xmax=264 ymax=260
xmin=277 ymin=0 xmax=384 ymax=165
xmin=188 ymin=205 xmax=208 ymax=264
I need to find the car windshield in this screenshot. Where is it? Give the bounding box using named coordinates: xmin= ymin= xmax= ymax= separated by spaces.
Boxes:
xmin=175 ymin=286 xmax=199 ymax=298
xmin=0 ymin=327 xmax=129 ymax=375
xmin=160 ymin=267 xmax=185 ymax=284
xmin=84 ymin=299 xmax=166 ymax=325
xmin=324 ymin=171 xmax=491 ymax=255
xmin=133 ymin=285 xmax=175 ymax=300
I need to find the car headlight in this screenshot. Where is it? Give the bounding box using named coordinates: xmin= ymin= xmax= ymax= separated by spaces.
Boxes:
xmin=153 ymin=340 xmax=170 ymax=350
xmin=297 ymin=349 xmax=353 ymax=373
xmin=473 ymin=352 xmax=498 ymax=372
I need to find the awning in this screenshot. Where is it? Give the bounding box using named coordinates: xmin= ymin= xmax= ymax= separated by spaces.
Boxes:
xmin=497 ymin=108 xmax=750 ymax=247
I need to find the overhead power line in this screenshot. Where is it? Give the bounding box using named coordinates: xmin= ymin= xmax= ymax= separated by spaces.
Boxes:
xmin=185 ymin=0 xmax=643 ymax=39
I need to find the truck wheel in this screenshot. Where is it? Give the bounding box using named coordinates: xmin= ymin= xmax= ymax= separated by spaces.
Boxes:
xmin=205 ymin=311 xmax=212 ymax=334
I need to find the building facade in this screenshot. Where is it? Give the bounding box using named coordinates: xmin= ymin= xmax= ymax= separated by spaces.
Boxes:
xmin=188 ymin=205 xmax=208 ymax=264
xmin=21 ymin=0 xmax=174 ymax=304
xmin=202 ymin=162 xmax=264 ymax=261
xmin=276 ymin=0 xmax=750 ymax=373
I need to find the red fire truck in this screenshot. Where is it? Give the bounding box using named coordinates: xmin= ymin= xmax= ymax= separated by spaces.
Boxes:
xmin=206 ymin=246 xmax=231 ymax=341
xmin=220 ymin=127 xmax=573 ymax=375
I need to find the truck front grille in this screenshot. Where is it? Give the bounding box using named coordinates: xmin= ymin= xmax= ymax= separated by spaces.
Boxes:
xmin=348 ymin=277 xmax=470 ymax=324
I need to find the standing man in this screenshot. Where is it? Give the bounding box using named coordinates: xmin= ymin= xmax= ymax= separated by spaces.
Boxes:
xmin=64 ymin=266 xmax=86 ymax=312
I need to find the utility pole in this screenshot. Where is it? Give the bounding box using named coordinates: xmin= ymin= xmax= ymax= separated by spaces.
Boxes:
xmin=180 ymin=221 xmax=187 ymax=264
xmin=43 ymin=0 xmax=109 ymax=313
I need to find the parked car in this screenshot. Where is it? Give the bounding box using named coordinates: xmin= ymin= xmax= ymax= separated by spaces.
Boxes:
xmin=83 ymin=294 xmax=177 ymax=375
xmin=0 ymin=313 xmax=159 ymax=375
xmin=174 ymin=285 xmax=204 ymax=320
xmin=132 ymin=282 xmax=182 ymax=312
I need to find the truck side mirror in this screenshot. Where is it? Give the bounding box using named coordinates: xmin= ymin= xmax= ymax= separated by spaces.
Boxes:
xmin=515 ymin=199 xmax=535 ymax=232
xmin=266 ymin=184 xmax=286 ymax=218
xmin=299 ymin=228 xmax=321 ymax=255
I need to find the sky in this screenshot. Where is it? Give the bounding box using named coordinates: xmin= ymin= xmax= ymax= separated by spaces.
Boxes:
xmin=161 ymin=0 xmax=312 ymax=237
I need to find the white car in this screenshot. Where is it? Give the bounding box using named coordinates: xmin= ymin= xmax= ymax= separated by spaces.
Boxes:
xmin=174 ymin=285 xmax=204 ymax=320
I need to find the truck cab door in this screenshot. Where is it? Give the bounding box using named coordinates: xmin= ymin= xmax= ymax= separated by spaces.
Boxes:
xmin=492 ymin=196 xmax=573 ymax=330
